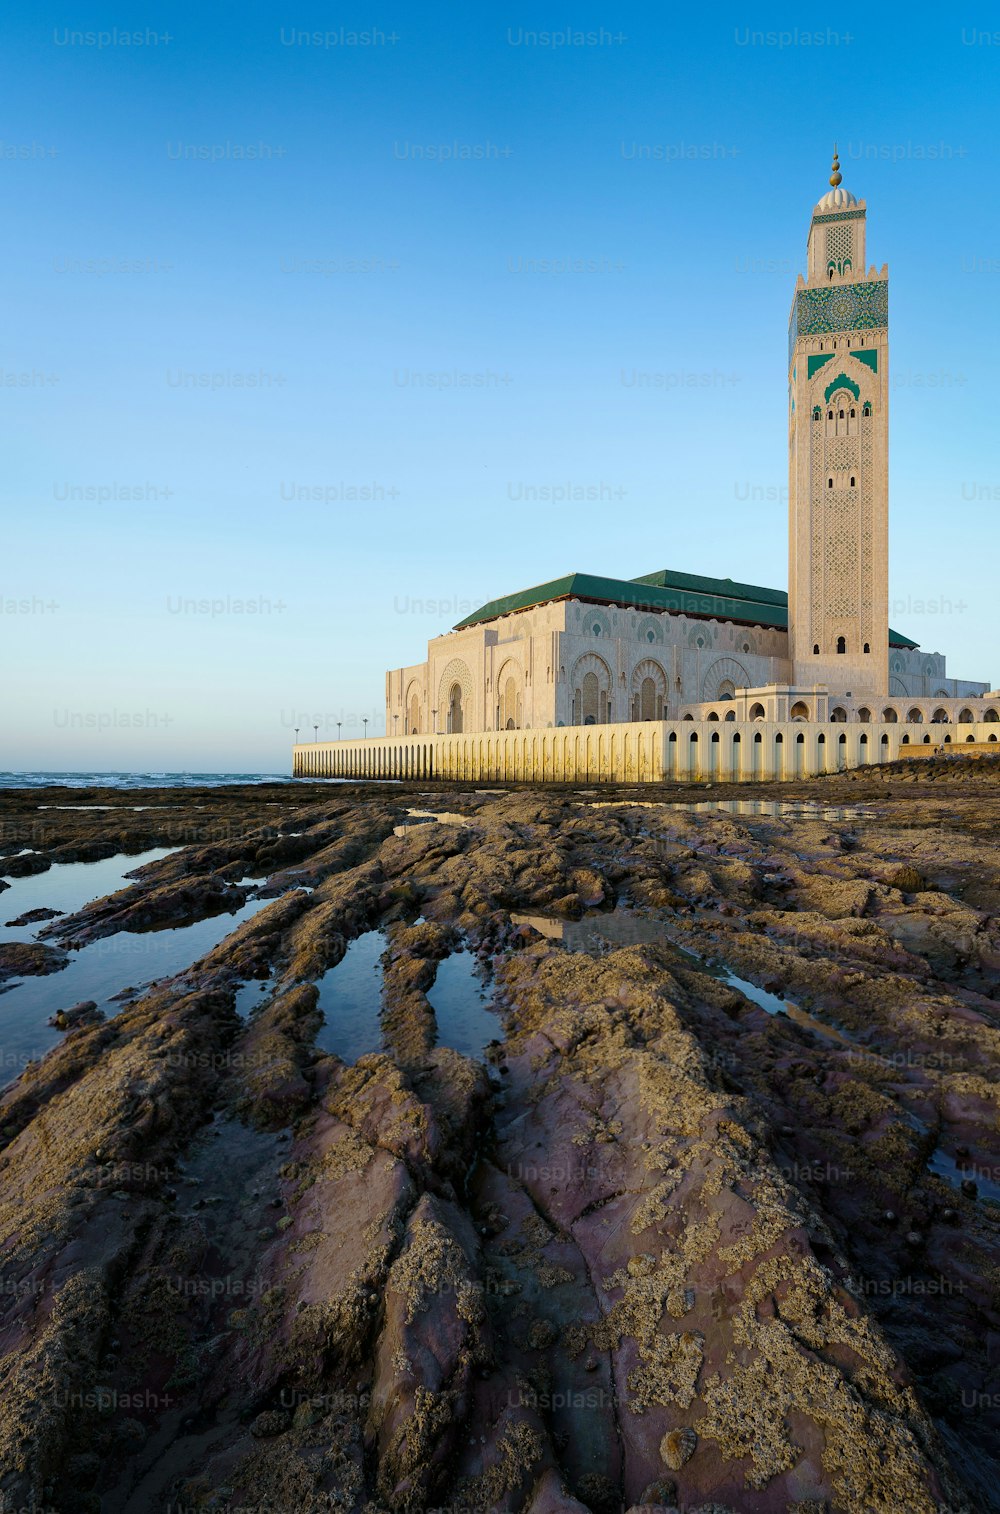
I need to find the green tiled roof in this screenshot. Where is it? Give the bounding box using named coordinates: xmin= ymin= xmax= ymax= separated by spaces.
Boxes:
xmin=452 ymin=567 xmax=919 ymax=649
xmin=631 ymin=567 xmax=788 ymax=608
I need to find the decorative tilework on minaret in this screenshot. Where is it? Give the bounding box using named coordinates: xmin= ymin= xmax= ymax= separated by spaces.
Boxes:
xmin=788 ymin=150 xmax=889 ymax=698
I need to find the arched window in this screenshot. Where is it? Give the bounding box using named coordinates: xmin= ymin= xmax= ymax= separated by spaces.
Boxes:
xmin=831 ymin=707 xmax=847 ymax=722
xmin=572 ymin=653 xmax=611 ymax=727
xmin=862 ymin=402 xmax=872 ymax=417
xmin=749 ymin=702 xmax=766 ymax=720
xmin=828 ymin=477 xmax=834 ymax=489
xmin=958 ymin=708 xmax=974 ymax=723
xmin=812 ymin=405 xmax=821 ymax=420
xmin=754 ymin=732 xmax=762 ymax=743
xmin=839 ymin=409 xmax=845 ymax=419
xmin=857 ymin=708 xmax=871 ymax=722
xmin=582 ymin=671 xmax=599 ymax=724
xmin=906 ymin=708 xmax=923 ymax=724
xmin=499 ymin=671 xmax=522 ymax=730
xmin=863 ymin=642 xmax=870 ymax=653
xmin=850 ymin=407 xmax=856 ymax=418
xmin=850 ymin=476 xmax=856 ymax=487
xmin=631 ymin=659 xmax=667 ymax=722
xmin=448 ymin=682 xmax=464 ymax=734
xmin=790 ymin=701 xmax=809 ymax=720
xmin=796 ymin=733 xmax=804 ymax=744
xmin=836 ymin=636 xmax=846 ymax=654
xmin=882 ymin=707 xmax=898 ymax=723
xmin=813 ymin=643 xmax=820 ymax=655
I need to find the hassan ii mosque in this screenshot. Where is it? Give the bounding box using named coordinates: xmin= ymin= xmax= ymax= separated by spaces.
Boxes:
xmin=295 ymin=152 xmax=998 ymax=783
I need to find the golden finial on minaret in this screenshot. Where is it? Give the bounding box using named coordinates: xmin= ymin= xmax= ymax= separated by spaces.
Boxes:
xmin=829 ymin=144 xmax=843 ymax=188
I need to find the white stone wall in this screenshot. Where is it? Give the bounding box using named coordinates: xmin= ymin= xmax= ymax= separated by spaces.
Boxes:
xmin=385 ymin=597 xmax=991 ymax=736
xmin=386 ymin=599 xmax=794 ymax=733
xmin=295 ymin=717 xmax=1000 ymax=784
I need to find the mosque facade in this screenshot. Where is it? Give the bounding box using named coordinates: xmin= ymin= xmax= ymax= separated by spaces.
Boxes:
xmin=295 ymin=155 xmax=998 ymax=783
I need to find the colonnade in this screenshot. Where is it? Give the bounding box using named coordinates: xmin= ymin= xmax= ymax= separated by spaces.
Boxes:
xmin=292 ymin=719 xmax=1000 ymax=782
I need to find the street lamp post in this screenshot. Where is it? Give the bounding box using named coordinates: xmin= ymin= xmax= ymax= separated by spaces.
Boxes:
xmin=363 ymin=717 xmax=369 ymax=738
xmin=336 ymin=722 xmax=341 ymax=741
xmin=294 ymin=727 xmax=300 ymax=743
xmin=313 ymin=724 xmax=318 ymax=742
xmin=432 ymin=708 xmax=437 ymax=734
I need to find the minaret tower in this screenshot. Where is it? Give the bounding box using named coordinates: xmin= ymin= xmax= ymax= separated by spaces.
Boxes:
xmin=787 ymin=148 xmax=889 ymax=697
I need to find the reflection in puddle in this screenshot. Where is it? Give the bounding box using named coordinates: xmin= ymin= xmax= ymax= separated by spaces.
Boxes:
xmin=512 ymin=907 xmax=856 ymax=1046
xmin=0 ymin=893 xmax=274 ymax=1087
xmin=314 ymin=930 xmax=387 ymax=1061
xmin=426 ymin=950 xmax=501 ymax=1058
xmin=393 ymin=808 xmax=471 ymax=838
xmin=0 ymin=848 xmax=177 ymax=944
xmin=314 ymin=930 xmax=501 ymax=1063
xmin=927 ymin=1146 xmax=1000 ymax=1205
xmin=592 ymin=799 xmax=873 ymax=822
xmin=234 ymin=977 xmax=273 ymax=1020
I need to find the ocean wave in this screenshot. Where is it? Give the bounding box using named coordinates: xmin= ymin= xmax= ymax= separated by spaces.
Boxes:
xmin=0 ymin=772 xmax=299 ymax=790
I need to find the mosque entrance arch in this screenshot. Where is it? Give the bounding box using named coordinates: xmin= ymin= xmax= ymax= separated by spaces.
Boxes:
xmin=436 ymin=657 xmax=474 ymax=736
xmin=571 ymin=653 xmax=612 ymax=726
xmin=630 ymin=658 xmax=667 ymax=721
xmin=701 ymin=656 xmax=752 ymax=703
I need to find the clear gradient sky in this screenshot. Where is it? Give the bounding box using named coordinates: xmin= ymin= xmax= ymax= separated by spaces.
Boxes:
xmin=4 ymin=4 xmax=998 ymax=770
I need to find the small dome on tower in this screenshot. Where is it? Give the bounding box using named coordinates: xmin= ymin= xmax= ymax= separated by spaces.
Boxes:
xmin=815 ymin=185 xmax=858 ymax=212
xmin=814 ymin=145 xmax=856 ymax=212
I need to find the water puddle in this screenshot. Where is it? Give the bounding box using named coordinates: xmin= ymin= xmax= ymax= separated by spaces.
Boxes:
xmin=233 ymin=977 xmax=274 ymax=1020
xmin=393 ymin=808 xmax=471 ymax=837
xmin=670 ymin=799 xmax=874 ymax=822
xmin=314 ymin=930 xmax=500 ymax=1062
xmin=512 ymin=907 xmax=857 ymax=1046
xmin=711 ymin=963 xmax=855 ymax=1045
xmin=35 ymin=804 xmax=174 ymax=811
xmin=592 ymin=799 xmax=873 ymax=822
xmin=314 ymin=930 xmax=387 ymax=1061
xmin=426 ymin=950 xmax=502 ymax=1058
xmin=0 ymin=848 xmax=177 ymax=944
xmin=927 ymin=1146 xmax=1000 ymax=1204
xmin=0 ymin=893 xmax=274 ymax=1088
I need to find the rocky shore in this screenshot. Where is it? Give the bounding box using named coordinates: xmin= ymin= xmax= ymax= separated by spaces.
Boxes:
xmin=0 ymin=766 xmax=997 ymax=1513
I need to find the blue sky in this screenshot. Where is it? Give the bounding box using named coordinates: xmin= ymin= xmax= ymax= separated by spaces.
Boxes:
xmin=4 ymin=3 xmax=998 ymax=770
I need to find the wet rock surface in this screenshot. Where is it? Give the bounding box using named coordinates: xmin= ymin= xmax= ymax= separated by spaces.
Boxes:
xmin=0 ymin=770 xmax=996 ymax=1512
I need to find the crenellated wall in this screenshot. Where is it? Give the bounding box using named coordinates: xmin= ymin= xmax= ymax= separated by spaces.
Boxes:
xmin=293 ymin=718 xmax=1000 ymax=784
